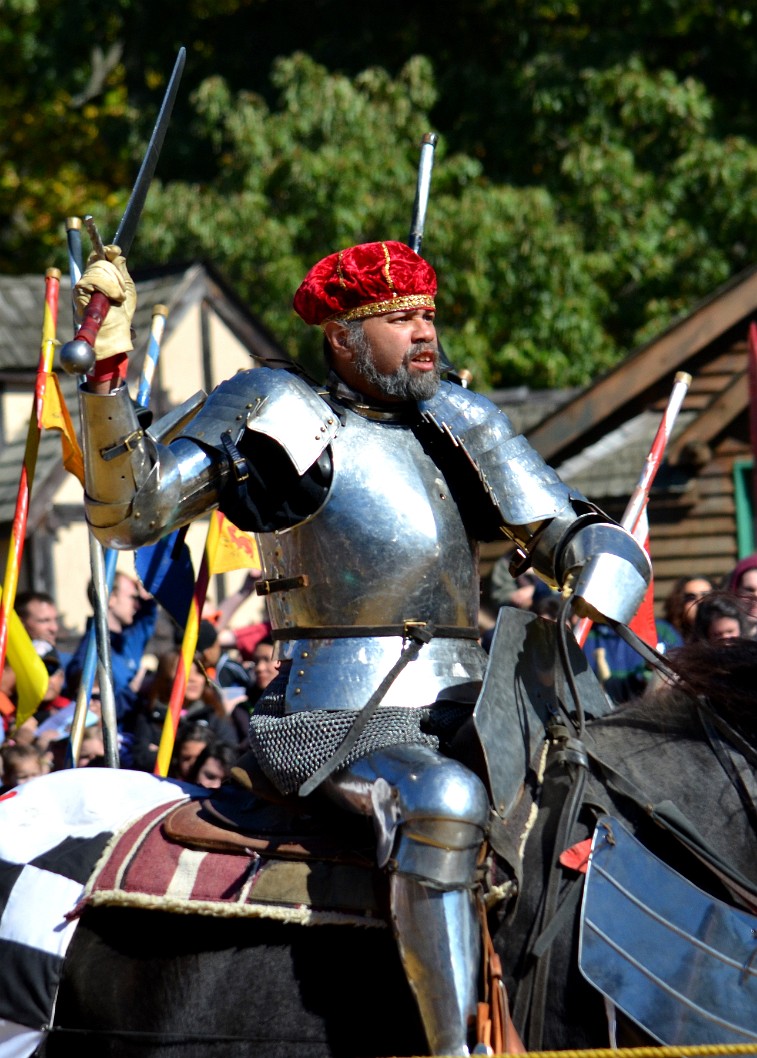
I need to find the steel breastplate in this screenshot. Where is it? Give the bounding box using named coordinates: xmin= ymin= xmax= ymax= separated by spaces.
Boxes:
xmin=256 ymin=407 xmax=486 ymax=713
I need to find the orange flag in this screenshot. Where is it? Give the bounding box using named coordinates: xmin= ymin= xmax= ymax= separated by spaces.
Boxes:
xmin=39 ymin=373 xmax=84 ymax=485
xmin=209 ymin=517 xmax=260 ymax=574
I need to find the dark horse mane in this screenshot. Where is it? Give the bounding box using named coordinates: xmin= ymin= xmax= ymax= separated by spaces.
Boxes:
xmin=656 ymin=637 xmax=757 ymax=743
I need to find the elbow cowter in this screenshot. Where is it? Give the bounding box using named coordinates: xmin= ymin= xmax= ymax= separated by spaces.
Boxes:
xmin=557 ymin=520 xmax=652 ymax=625
xmin=79 ymin=384 xmax=223 ymax=549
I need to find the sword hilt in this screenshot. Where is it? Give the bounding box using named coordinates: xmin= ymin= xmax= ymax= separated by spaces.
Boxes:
xmin=60 ymin=216 xmax=111 ymax=375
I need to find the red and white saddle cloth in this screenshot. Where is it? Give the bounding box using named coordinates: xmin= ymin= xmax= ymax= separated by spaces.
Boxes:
xmin=0 ymin=771 xmax=384 ymax=1058
xmin=83 ymin=795 xmax=385 ymax=927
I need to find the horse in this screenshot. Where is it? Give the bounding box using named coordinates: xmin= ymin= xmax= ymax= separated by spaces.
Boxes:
xmin=2 ymin=636 xmax=756 ymax=1058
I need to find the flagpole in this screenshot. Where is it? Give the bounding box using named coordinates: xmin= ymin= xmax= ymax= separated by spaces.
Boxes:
xmin=0 ymin=268 xmax=61 ymax=680
xmin=62 ymin=221 xmax=114 ymax=765
xmin=68 ymin=303 xmax=170 ymax=766
xmin=154 ymin=511 xmax=221 ymax=777
xmin=573 ymin=371 xmax=691 ymax=648
xmin=65 ymin=218 xmax=83 ymax=328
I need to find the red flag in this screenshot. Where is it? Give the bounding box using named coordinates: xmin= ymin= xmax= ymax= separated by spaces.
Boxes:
xmin=627 ymin=508 xmax=657 ymax=648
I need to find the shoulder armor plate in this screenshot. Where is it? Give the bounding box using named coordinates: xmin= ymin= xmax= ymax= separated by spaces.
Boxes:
xmin=420 ymin=382 xmax=574 ymax=524
xmin=179 ymin=368 xmax=340 ymax=475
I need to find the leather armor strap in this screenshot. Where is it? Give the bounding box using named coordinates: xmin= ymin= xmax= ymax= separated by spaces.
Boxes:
xmin=297 ymin=622 xmax=443 ymax=797
xmin=273 ymin=622 xmax=479 ymax=641
xmin=585 ymin=743 xmax=757 ymax=908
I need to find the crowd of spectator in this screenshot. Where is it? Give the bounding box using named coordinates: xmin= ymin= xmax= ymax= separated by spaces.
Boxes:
xmin=2 ymin=549 xmax=756 ymax=792
xmin=481 ymin=550 xmax=757 ymax=707
xmin=0 ymin=570 xmax=274 ymax=794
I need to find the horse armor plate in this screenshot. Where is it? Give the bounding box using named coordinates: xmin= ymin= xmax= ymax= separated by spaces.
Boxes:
xmin=579 ymin=814 xmax=757 ymax=1050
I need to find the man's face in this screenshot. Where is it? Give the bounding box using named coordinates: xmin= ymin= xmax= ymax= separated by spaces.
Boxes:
xmin=333 ymin=309 xmax=441 ymax=403
xmin=22 ymin=601 xmax=59 ymax=645
xmin=252 ymin=643 xmax=278 ymax=689
xmin=109 ymin=575 xmax=140 ymax=627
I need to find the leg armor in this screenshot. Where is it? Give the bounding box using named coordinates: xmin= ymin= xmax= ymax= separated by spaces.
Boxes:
xmin=323 ymin=744 xmax=490 ymax=1056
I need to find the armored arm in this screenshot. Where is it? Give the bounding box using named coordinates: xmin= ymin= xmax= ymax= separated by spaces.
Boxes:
xmin=79 ymin=382 xmax=228 ymax=549
xmin=420 ymin=385 xmax=651 ymax=625
xmin=79 ymin=367 xmax=339 ymax=550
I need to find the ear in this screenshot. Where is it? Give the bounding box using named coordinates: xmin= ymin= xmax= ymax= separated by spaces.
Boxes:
xmin=322 ymin=321 xmax=353 ymax=364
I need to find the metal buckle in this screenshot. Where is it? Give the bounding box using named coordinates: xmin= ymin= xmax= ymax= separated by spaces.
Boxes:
xmin=100 ymin=428 xmax=144 ymax=462
xmin=403 ymin=620 xmax=434 ymax=644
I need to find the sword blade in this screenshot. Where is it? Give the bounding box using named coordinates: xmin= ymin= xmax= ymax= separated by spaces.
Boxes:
xmin=114 ymin=46 xmax=186 ymax=256
xmin=408 ymin=132 xmax=437 ymax=254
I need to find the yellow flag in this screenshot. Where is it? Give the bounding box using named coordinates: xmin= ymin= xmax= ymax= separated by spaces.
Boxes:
xmin=208 ymin=517 xmax=261 ymax=575
xmin=2 ymin=602 xmax=48 ymax=727
xmin=39 ymin=373 xmax=85 ymax=485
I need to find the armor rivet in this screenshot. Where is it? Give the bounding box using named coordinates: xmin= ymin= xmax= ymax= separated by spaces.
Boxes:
xmin=246 ymin=404 xmax=253 ymax=409
xmin=298 ymin=670 xmax=305 ymax=676
xmin=237 ymin=415 xmax=243 ymax=421
xmin=134 ymin=511 xmax=141 ymax=518
xmin=320 ymin=425 xmax=326 ymax=432
xmin=294 ymin=687 xmax=301 ymax=695
xmin=439 ymin=492 xmax=447 ymax=500
xmin=302 ymin=651 xmax=309 ymax=658
xmin=327 ymin=418 xmax=334 ymax=424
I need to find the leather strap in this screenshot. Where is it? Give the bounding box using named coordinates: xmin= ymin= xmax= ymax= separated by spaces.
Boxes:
xmin=586 ymin=743 xmax=757 ymax=908
xmin=297 ymin=622 xmax=440 ymax=797
xmin=274 ymin=622 xmax=479 ymax=641
xmin=479 ymin=889 xmax=526 ymax=1054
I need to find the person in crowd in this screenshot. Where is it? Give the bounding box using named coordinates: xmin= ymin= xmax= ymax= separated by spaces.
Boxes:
xmin=73 ymin=237 xmax=649 ymax=1055
xmin=0 ymin=665 xmax=16 ymax=742
xmin=77 ymin=724 xmax=106 ymax=767
xmin=487 ymin=554 xmax=554 ymax=613
xmin=169 ymin=721 xmax=220 ymax=782
xmin=66 ymin=572 xmax=157 ymax=717
xmin=15 ymin=590 xmax=60 ymax=648
xmin=195 ymin=619 xmax=251 ymax=700
xmin=0 ymin=742 xmax=45 ymax=791
xmin=726 ymin=555 xmax=757 ymax=630
xmin=693 ymin=591 xmax=750 ymax=644
xmin=31 ymin=643 xmax=71 ymax=723
xmin=185 ymin=741 xmax=237 ymax=789
xmin=662 ymin=575 xmax=715 ymax=642
xmin=125 ymin=649 xmax=234 ymax=771
xmin=230 ymin=635 xmax=279 ymax=745
xmin=583 ymin=618 xmax=682 ymax=706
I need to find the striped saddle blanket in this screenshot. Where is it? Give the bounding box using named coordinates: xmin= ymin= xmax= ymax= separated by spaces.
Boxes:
xmin=83 ymin=789 xmax=386 ymax=927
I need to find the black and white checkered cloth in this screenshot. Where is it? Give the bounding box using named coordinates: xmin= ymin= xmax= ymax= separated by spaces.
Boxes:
xmin=0 ymin=770 xmax=192 ymax=1057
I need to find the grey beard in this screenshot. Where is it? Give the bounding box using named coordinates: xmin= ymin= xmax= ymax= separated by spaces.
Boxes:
xmin=350 ymin=328 xmax=441 ymax=401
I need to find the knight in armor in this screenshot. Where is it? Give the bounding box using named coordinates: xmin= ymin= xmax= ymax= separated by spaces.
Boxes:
xmin=76 ymin=240 xmax=650 ymax=1056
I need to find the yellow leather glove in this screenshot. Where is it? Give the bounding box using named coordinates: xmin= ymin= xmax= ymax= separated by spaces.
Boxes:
xmin=74 ymin=244 xmax=137 ymax=359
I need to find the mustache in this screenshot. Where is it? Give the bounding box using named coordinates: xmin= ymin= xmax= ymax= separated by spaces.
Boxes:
xmin=404 ymin=343 xmax=439 ymax=365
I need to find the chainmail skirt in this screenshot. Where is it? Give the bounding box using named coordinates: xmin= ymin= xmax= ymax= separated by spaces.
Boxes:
xmin=248 ymin=674 xmax=471 ymax=795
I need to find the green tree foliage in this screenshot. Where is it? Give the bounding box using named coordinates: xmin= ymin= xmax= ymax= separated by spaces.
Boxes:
xmin=3 ymin=1 xmax=757 ymax=389
xmin=0 ymin=1 xmax=137 ymax=269
xmin=136 ymin=54 xmax=614 ymax=386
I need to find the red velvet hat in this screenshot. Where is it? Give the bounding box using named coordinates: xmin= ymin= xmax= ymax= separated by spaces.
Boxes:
xmin=293 ymin=241 xmax=437 ymax=325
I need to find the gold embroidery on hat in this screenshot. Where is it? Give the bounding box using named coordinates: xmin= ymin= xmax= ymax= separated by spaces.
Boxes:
xmin=336 ymin=250 xmax=347 ymax=289
xmin=380 ymin=242 xmax=396 ymax=295
xmin=325 ymin=293 xmax=435 ymax=324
